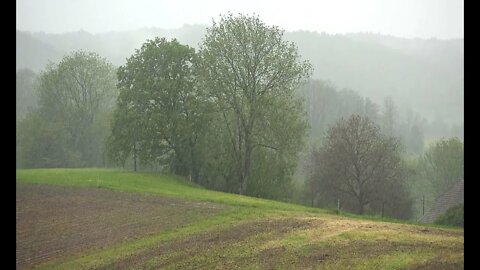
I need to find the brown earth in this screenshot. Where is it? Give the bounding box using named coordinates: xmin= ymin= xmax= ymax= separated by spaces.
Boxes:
xmin=16 ymin=182 xmax=463 ymax=269
xmin=98 ymin=217 xmax=314 ymax=269
xmin=97 ymin=216 xmax=464 ymax=270
xmin=16 ymin=183 xmax=226 ymax=269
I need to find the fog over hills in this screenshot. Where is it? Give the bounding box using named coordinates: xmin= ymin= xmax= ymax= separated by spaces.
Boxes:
xmin=16 ymin=24 xmax=463 ymax=126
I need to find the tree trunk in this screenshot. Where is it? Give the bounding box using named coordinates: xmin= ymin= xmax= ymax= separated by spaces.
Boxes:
xmin=240 ymin=132 xmax=253 ymax=195
xmin=189 ymin=138 xmax=199 ymax=183
xmin=358 ymin=203 xmax=364 ymax=215
xmin=358 ymin=193 xmax=364 ymax=215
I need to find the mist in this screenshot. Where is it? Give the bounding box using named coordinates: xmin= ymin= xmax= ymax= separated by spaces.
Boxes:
xmin=17 ymin=0 xmax=463 ymax=131
xmin=17 ymin=0 xmax=463 ymax=39
xmin=17 ymin=26 xmax=464 ymax=137
xmin=16 ymin=2 xmax=464 ymax=268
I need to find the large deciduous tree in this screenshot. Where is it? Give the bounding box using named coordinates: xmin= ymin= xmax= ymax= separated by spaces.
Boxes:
xmin=196 ymin=13 xmax=312 ymax=195
xmin=16 ymin=50 xmax=117 ymax=168
xmin=306 ymin=114 xmax=412 ymax=217
xmin=107 ymin=38 xmax=208 ymax=178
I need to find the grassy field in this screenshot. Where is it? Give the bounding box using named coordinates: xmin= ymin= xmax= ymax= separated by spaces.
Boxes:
xmin=16 ymin=168 xmax=464 ymax=269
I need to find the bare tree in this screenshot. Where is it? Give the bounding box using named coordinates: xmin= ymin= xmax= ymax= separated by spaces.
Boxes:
xmin=307 ymin=114 xmax=412 ymax=217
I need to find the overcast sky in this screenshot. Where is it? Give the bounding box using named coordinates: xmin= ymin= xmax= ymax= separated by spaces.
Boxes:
xmin=16 ymin=0 xmax=463 ymax=39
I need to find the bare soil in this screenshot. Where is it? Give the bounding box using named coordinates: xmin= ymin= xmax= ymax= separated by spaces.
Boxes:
xmin=99 ymin=218 xmax=314 ymax=269
xmin=16 ymin=183 xmax=225 ymax=269
xmin=16 ymin=182 xmax=463 ymax=269
xmin=98 ymin=216 xmax=464 ymax=270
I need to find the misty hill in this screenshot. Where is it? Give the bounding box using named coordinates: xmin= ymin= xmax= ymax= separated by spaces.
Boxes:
xmin=16 ymin=25 xmax=463 ymax=125
xmin=16 ymin=30 xmax=63 ymax=71
xmin=287 ymin=31 xmax=463 ymax=125
xmin=19 ymin=25 xmax=207 ymax=70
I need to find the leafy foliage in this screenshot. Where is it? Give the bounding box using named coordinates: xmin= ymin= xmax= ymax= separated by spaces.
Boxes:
xmin=419 ymin=137 xmax=464 ymax=197
xmin=196 ymin=13 xmax=312 ymax=195
xmin=106 ymin=14 xmax=312 ymax=200
xmin=435 ymin=204 xmax=464 ymax=227
xmin=16 ymin=51 xmax=117 ymax=168
xmin=107 ymin=37 xmax=208 ymax=177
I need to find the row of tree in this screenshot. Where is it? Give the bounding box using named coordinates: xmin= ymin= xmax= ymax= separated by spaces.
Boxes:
xmin=106 ymin=14 xmax=312 ymax=198
xmin=17 ymin=14 xmax=312 ymax=199
xmin=300 ymin=79 xmax=426 ymax=155
xmin=16 ymin=14 xmax=463 ymax=220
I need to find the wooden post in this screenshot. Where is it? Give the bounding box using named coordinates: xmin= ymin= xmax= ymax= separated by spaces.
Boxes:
xmin=422 ymin=195 xmax=425 ymax=216
xmin=311 ymin=187 xmax=314 ymax=207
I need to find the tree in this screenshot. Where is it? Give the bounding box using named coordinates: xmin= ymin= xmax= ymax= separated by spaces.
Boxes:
xmin=299 ymin=79 xmax=340 ymax=138
xmin=17 ymin=50 xmax=117 ymax=168
xmin=381 ymin=96 xmax=398 ymax=137
xmin=363 ymin=97 xmax=379 ymax=124
xmin=16 ymin=69 xmax=37 ymax=121
xmin=419 ymin=137 xmax=464 ymax=196
xmin=434 ymin=204 xmax=464 ymax=227
xmin=196 ymin=13 xmax=312 ymax=195
xmin=307 ymin=115 xmax=412 ymax=217
xmin=16 ymin=112 xmax=68 ymax=168
xmin=337 ymin=89 xmax=364 ymax=118
xmin=406 ymin=114 xmax=425 ymax=154
xmin=299 ymin=79 xmax=382 ymax=142
xmin=107 ymin=38 xmax=208 ymax=178
xmin=304 ymin=146 xmax=324 ymax=207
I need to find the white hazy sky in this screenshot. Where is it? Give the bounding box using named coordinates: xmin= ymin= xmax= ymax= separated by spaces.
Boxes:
xmin=16 ymin=0 xmax=463 ymax=39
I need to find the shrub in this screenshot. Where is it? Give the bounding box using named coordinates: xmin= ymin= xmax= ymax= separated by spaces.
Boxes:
xmin=434 ymin=204 xmax=464 ymax=227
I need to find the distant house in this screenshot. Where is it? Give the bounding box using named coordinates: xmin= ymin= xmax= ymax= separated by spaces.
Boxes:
xmin=419 ymin=179 xmax=464 ymax=223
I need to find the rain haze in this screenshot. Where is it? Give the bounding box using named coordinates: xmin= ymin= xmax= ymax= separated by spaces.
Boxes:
xmin=17 ymin=1 xmax=464 ymax=268
xmin=17 ymin=0 xmax=463 ymax=39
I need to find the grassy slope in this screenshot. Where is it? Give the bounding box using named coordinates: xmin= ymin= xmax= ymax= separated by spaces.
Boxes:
xmin=16 ymin=168 xmax=464 ymax=269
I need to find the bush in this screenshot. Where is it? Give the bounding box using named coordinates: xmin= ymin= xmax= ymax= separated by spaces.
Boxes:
xmin=434 ymin=204 xmax=464 ymax=227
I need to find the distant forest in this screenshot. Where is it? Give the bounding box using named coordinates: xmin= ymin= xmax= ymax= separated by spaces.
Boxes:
xmin=17 ymin=25 xmax=463 ymax=135
xmin=16 ymin=20 xmax=463 ymax=220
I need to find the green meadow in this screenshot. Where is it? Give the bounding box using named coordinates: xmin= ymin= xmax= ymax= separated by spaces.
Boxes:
xmin=16 ymin=168 xmax=464 ymax=269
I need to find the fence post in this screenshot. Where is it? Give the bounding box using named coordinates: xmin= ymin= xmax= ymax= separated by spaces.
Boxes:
xmin=422 ymin=195 xmax=425 ymax=216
